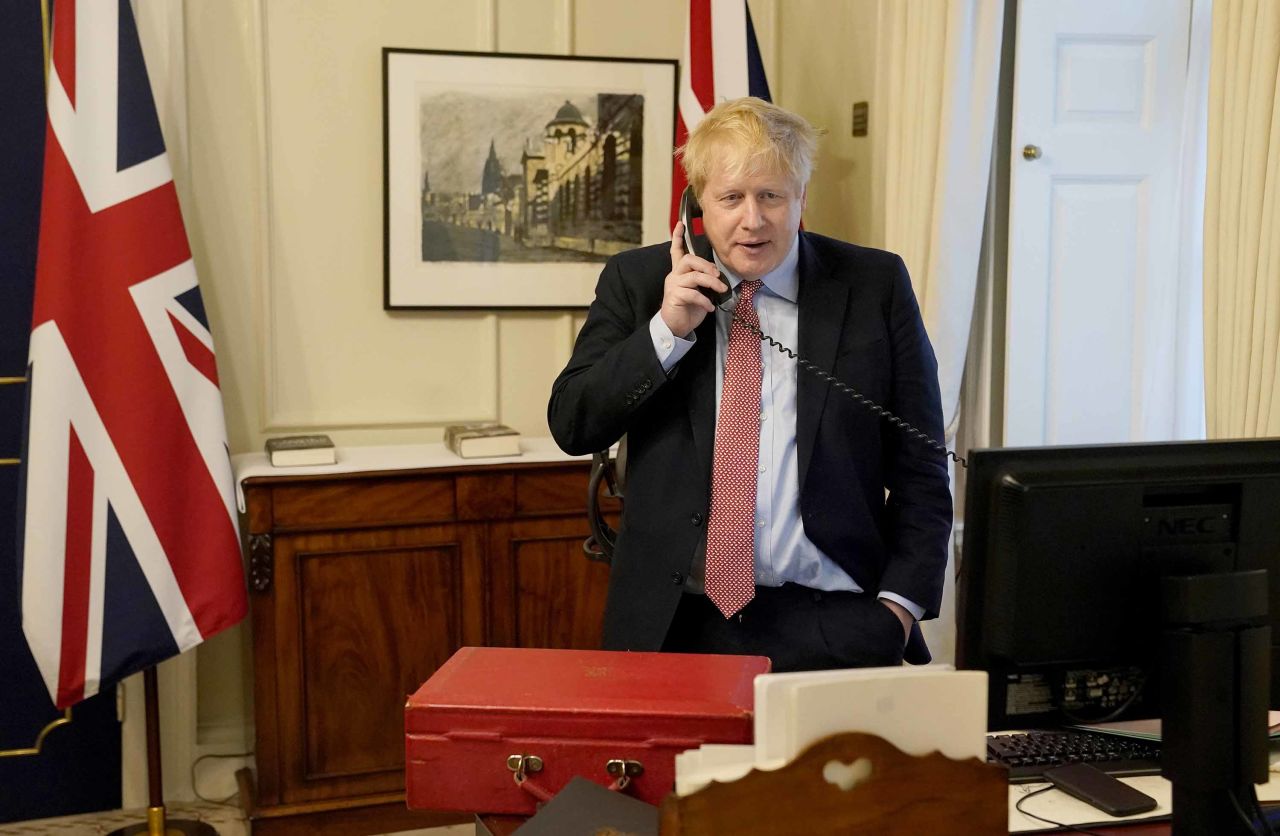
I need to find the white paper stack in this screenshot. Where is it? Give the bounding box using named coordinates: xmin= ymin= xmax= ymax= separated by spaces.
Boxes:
xmin=674 ymin=743 xmax=769 ymax=796
xmin=674 ymin=665 xmax=988 ymax=796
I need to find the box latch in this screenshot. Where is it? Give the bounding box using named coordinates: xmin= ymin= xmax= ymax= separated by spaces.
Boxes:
xmin=605 ymin=758 xmax=644 ymax=789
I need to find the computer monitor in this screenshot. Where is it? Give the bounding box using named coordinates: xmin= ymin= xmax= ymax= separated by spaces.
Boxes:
xmin=955 ymin=438 xmax=1280 ymax=731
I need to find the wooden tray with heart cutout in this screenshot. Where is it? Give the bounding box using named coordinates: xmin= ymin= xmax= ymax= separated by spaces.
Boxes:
xmin=658 ymin=731 xmax=1007 ymax=835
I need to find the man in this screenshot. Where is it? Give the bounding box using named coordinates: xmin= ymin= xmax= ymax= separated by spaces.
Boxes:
xmin=548 ymin=98 xmax=951 ymax=670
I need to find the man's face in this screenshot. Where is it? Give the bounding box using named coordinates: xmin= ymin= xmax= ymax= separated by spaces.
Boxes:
xmin=700 ymin=164 xmax=806 ymax=281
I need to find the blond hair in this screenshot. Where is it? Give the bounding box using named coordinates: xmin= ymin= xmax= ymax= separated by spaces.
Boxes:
xmin=679 ymin=97 xmax=821 ymax=197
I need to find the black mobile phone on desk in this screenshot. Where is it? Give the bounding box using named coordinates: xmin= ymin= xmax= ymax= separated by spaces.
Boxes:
xmin=1043 ymin=763 xmax=1158 ymax=817
xmin=679 ymin=186 xmax=728 ymax=307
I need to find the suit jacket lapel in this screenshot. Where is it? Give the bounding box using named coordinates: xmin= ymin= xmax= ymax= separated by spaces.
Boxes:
xmin=681 ymin=312 xmax=718 ymax=489
xmin=797 ymin=234 xmax=850 ymax=491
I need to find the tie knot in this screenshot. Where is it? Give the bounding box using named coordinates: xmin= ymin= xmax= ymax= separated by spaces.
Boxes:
xmin=738 ymin=279 xmax=763 ymax=305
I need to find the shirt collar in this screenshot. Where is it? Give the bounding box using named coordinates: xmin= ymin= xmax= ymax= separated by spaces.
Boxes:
xmin=713 ymin=233 xmax=801 ymax=303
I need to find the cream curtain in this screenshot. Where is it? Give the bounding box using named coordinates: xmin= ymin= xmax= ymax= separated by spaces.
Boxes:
xmin=870 ymin=0 xmax=1003 ymax=664
xmin=871 ymin=0 xmax=1004 ymax=443
xmin=1203 ymin=0 xmax=1280 ymax=438
xmin=1165 ymin=0 xmax=1213 ymax=441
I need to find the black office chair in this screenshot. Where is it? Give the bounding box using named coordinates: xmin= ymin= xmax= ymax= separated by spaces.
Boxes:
xmin=584 ymin=437 xmax=626 ymax=564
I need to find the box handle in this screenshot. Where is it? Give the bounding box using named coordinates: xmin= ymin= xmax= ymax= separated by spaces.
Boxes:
xmin=506 ymin=753 xmax=645 ymax=797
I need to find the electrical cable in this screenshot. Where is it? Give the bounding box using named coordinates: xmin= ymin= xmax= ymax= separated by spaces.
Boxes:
xmin=1248 ymin=784 xmax=1276 ymax=836
xmin=1012 ymin=784 xmax=1110 ymax=835
xmin=733 ymin=309 xmax=968 ymax=469
xmin=190 ymin=750 xmax=254 ymax=807
xmin=1228 ymin=785 xmax=1266 ymax=835
xmin=1056 ymin=671 xmax=1148 ymax=726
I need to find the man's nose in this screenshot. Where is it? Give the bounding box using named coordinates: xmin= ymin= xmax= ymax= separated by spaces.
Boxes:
xmin=739 ymin=199 xmax=764 ymax=228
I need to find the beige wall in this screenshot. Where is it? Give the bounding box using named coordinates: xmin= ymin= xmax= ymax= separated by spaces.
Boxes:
xmin=181 ymin=0 xmax=882 ymax=795
xmin=775 ymin=0 xmax=881 ymax=247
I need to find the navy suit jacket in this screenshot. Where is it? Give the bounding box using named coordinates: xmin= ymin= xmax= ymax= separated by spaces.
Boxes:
xmin=548 ymin=231 xmax=952 ymax=663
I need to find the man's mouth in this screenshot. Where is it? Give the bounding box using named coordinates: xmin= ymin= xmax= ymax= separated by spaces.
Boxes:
xmin=739 ymin=241 xmax=769 ymax=252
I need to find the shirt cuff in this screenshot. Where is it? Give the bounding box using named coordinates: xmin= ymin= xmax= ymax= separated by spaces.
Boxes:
xmin=877 ymin=592 xmax=925 ymax=622
xmin=650 ymin=312 xmax=696 ymax=373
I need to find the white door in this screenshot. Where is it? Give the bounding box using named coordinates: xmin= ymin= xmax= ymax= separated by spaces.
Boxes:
xmin=1004 ymin=0 xmax=1191 ymax=446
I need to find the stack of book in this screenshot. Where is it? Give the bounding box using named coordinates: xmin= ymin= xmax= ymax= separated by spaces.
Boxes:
xmin=264 ymin=434 xmax=336 ymax=467
xmin=443 ymin=422 xmax=521 ymax=458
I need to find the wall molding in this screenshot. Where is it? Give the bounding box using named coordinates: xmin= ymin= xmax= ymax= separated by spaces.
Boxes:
xmin=0 ymin=709 xmax=71 ymax=759
xmin=559 ymin=0 xmax=575 ymax=54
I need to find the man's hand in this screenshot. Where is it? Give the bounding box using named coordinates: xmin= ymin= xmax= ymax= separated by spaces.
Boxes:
xmin=879 ymin=598 xmax=913 ymax=644
xmin=661 ymin=222 xmax=727 ymax=338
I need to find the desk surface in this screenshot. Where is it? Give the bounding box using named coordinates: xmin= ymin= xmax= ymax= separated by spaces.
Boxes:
xmin=475 ymin=815 xmax=523 ymax=836
xmin=475 ymin=813 xmax=1175 ymax=835
xmin=474 ymin=750 xmax=1280 ymax=834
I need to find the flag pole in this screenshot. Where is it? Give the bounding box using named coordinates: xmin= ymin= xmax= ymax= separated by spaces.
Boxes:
xmin=107 ymin=668 xmax=217 ymax=836
xmin=39 ymin=0 xmax=49 ymax=87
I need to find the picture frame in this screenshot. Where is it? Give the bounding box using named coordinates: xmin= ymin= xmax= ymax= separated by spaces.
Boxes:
xmin=383 ymin=48 xmax=678 ymax=309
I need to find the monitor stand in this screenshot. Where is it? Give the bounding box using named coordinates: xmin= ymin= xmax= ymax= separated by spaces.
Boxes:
xmin=1162 ymin=569 xmax=1270 ymax=835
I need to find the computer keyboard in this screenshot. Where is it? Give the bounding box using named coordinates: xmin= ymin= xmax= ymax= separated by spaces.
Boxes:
xmin=987 ymin=729 xmax=1162 ymax=783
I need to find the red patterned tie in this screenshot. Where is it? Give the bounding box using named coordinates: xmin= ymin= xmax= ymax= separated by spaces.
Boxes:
xmin=705 ymin=279 xmax=764 ymax=618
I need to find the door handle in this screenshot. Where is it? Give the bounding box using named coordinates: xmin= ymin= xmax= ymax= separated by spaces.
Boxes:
xmin=1022 ymin=144 xmax=1043 ymax=161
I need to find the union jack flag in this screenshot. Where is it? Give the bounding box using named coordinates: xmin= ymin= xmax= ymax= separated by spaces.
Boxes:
xmin=670 ymin=0 xmax=773 ymax=227
xmin=19 ymin=0 xmax=247 ymax=709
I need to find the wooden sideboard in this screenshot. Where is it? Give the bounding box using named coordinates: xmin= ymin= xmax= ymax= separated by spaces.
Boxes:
xmin=237 ymin=457 xmax=617 ymax=835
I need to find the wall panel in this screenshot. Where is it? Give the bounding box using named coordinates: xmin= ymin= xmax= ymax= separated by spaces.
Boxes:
xmin=497 ymin=0 xmax=567 ymax=54
xmin=573 ymin=0 xmax=684 ymax=60
xmin=262 ymin=1 xmax=499 ymax=431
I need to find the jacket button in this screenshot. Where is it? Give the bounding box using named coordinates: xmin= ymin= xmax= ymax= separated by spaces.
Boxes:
xmin=691 ymin=512 xmax=703 ymax=526
xmin=671 ymin=572 xmax=684 ymax=585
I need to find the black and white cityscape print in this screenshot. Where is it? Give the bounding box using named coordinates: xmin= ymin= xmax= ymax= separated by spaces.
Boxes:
xmin=418 ymin=90 xmax=645 ymax=263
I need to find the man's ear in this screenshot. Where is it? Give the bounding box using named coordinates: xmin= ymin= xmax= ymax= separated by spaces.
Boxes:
xmin=801 ymin=185 xmax=808 ymax=214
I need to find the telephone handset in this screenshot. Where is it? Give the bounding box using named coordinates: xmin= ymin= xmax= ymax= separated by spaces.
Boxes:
xmin=674 ymin=186 xmax=965 ymax=469
xmin=679 ymin=186 xmax=729 ymax=307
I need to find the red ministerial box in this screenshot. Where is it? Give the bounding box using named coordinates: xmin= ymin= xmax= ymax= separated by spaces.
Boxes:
xmin=405 ymin=647 xmax=769 ymax=815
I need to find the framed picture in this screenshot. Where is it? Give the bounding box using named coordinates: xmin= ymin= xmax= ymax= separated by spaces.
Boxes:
xmin=383 ymin=49 xmax=678 ymax=309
